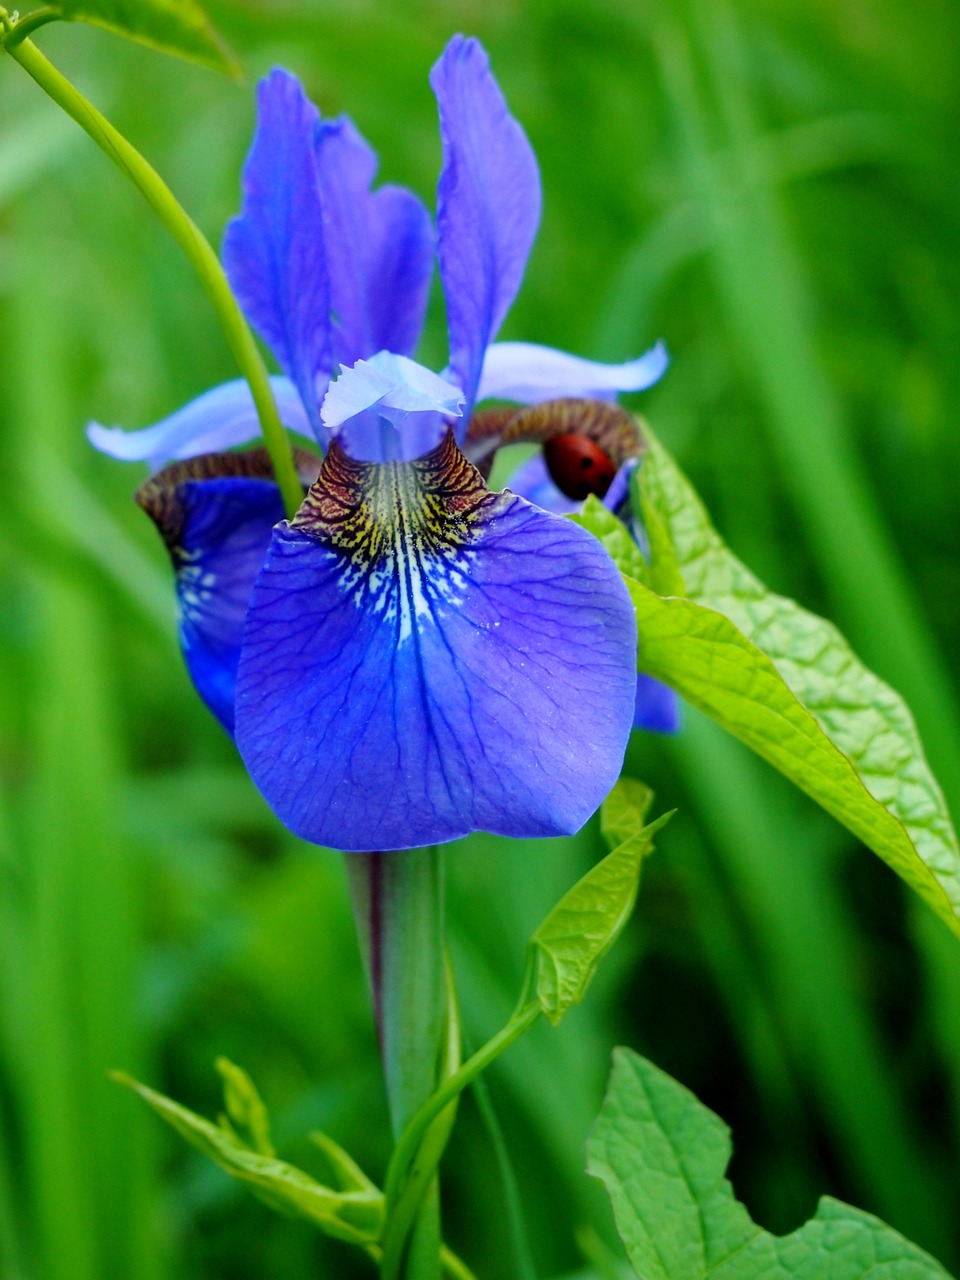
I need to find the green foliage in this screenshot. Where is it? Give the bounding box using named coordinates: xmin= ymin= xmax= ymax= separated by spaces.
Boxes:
xmin=599 ymin=777 xmax=654 ymax=848
xmin=574 ymin=432 xmax=960 ymax=939
xmin=5 ymin=0 xmax=239 ymax=75
xmin=530 ymin=783 xmax=672 ymax=1024
xmin=215 ymin=1057 xmax=275 ymax=1157
xmin=116 ymin=1066 xmax=385 ymax=1247
xmin=587 ymin=1048 xmax=955 ymax=1280
xmin=2 ymin=2 xmax=960 ymax=1275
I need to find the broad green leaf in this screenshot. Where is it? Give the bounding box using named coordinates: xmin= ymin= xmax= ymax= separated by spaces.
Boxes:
xmin=51 ymin=0 xmax=240 ymax=76
xmin=572 ymin=428 xmax=960 ymax=938
xmin=530 ymin=794 xmax=671 ymax=1024
xmin=216 ymin=1057 xmax=274 ymax=1157
xmin=587 ymin=1048 xmax=954 ymax=1280
xmin=577 ymin=497 xmax=651 ymax=587
xmin=115 ymin=1072 xmax=383 ymax=1245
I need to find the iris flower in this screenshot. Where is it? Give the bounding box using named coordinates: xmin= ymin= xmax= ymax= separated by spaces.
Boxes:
xmin=91 ymin=36 xmax=676 ymax=851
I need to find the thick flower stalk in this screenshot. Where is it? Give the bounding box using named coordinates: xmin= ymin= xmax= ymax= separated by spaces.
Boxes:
xmin=92 ymin=35 xmax=676 ymax=852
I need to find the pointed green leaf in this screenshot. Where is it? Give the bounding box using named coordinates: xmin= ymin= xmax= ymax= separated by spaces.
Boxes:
xmin=530 ymin=797 xmax=672 ymax=1025
xmin=587 ymin=1048 xmax=954 ymax=1280
xmin=572 ymin=425 xmax=960 ymax=939
xmin=600 ymin=777 xmax=654 ymax=851
xmin=215 ymin=1057 xmax=274 ymax=1157
xmin=50 ymin=0 xmax=240 ymax=76
xmin=114 ymin=1073 xmax=383 ymax=1245
xmin=309 ymin=1131 xmax=380 ymax=1197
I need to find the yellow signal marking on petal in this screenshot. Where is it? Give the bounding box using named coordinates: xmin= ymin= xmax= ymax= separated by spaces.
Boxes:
xmin=292 ymin=431 xmax=497 ymax=645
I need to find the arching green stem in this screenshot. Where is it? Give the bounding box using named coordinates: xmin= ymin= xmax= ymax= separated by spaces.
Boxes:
xmin=2 ymin=33 xmax=303 ymax=518
xmin=1 ymin=6 xmax=61 ymax=48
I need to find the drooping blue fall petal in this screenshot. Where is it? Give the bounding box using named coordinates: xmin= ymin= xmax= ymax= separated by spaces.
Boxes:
xmin=223 ymin=69 xmax=331 ymax=434
xmin=315 ymin=117 xmax=434 ymax=366
xmin=135 ymin=450 xmax=318 ymax=732
xmin=634 ymin=673 xmax=681 ymax=734
xmin=234 ymin=432 xmax=637 ymax=851
xmin=87 ymin=377 xmax=311 ymax=469
xmin=505 ymin=454 xmax=680 ymax=734
xmin=478 ymin=340 xmax=669 ymax=405
xmin=431 ymin=36 xmax=541 ymax=421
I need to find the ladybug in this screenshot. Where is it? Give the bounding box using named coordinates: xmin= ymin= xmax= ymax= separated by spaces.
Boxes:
xmin=543 ymin=433 xmax=616 ymax=501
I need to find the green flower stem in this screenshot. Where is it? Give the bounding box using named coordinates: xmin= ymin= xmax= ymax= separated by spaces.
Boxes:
xmin=3 ymin=34 xmax=303 ymax=518
xmin=383 ymin=1001 xmax=542 ymax=1233
xmin=346 ymin=849 xmax=449 ymax=1280
xmin=380 ymin=959 xmax=461 ymax=1280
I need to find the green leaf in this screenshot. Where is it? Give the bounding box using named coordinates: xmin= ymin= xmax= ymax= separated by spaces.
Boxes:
xmin=579 ymin=496 xmax=651 ymax=587
xmin=215 ymin=1057 xmax=274 ymax=1157
xmin=600 ymin=777 xmax=654 ymax=850
xmin=587 ymin=1048 xmax=955 ymax=1280
xmin=572 ymin=425 xmax=960 ymax=939
xmin=49 ymin=0 xmax=240 ymax=76
xmin=114 ymin=1071 xmax=383 ymax=1246
xmin=309 ymin=1131 xmax=381 ymax=1197
xmin=530 ymin=792 xmax=672 ymax=1024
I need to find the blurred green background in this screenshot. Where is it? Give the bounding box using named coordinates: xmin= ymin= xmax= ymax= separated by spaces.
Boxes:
xmin=1 ymin=0 xmax=960 ymax=1276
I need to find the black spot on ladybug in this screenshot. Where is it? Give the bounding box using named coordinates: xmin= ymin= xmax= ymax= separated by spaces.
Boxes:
xmin=543 ymin=434 xmax=616 ymax=501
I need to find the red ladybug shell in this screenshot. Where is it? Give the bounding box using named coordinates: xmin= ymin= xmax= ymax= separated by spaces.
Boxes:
xmin=543 ymin=434 xmax=616 ymax=501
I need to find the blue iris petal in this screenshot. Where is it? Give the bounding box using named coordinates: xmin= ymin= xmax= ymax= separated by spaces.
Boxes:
xmin=223 ymin=70 xmax=331 ymax=434
xmin=506 ymin=454 xmax=681 ymax=735
xmin=321 ymin=353 xmax=464 ymax=462
xmin=478 ymin=341 xmax=669 ymax=405
xmin=431 ymin=36 xmax=541 ymax=423
xmin=87 ymin=376 xmax=311 ymax=469
xmin=234 ymin=433 xmax=637 ymax=851
xmin=176 ymin=478 xmax=288 ymax=733
xmin=322 ymin=353 xmax=464 ymax=431
xmin=136 ymin=460 xmax=300 ymax=733
xmin=634 ymin=673 xmax=681 ymax=734
xmin=506 ymin=453 xmax=581 ymax=515
xmin=315 ymin=117 xmax=434 ymax=366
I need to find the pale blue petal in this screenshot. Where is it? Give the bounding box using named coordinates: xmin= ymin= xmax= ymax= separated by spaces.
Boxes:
xmin=321 ymin=352 xmax=463 ymax=461
xmin=87 ymin=377 xmax=311 ymax=469
xmin=477 ymin=340 xmax=669 ymax=405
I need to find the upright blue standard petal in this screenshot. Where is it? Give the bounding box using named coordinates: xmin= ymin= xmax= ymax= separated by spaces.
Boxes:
xmin=223 ymin=70 xmax=331 ymax=434
xmin=235 ymin=432 xmax=637 ymax=850
xmin=315 ymin=117 xmax=434 ymax=366
xmin=431 ymin=36 xmax=541 ymax=419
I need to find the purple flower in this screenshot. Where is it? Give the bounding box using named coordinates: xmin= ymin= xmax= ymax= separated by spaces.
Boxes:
xmin=92 ymin=37 xmax=674 ymax=851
